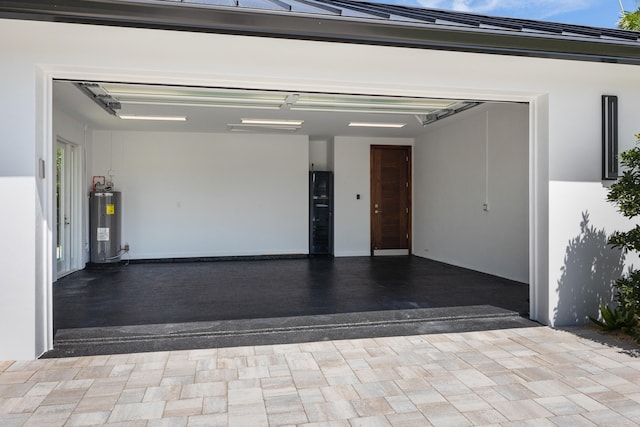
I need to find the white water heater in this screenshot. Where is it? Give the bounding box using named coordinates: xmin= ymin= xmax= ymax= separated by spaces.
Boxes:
xmin=89 ymin=192 xmax=122 ymax=263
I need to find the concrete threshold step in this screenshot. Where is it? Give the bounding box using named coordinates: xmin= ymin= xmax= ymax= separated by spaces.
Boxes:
xmin=44 ymin=305 xmax=539 ymax=358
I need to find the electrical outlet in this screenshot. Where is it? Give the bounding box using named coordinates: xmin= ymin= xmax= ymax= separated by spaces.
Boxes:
xmin=483 ymin=203 xmax=489 ymax=212
xmin=124 ymin=243 xmax=130 ymax=251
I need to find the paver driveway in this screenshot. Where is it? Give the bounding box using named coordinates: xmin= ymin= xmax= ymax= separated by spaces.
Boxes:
xmin=1 ymin=326 xmax=639 ymax=426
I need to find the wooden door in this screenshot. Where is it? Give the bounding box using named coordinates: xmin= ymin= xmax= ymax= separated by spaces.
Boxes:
xmin=370 ymin=145 xmax=411 ymax=254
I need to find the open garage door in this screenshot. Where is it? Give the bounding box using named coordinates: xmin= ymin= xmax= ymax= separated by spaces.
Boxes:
xmin=51 ymin=80 xmax=530 ymax=354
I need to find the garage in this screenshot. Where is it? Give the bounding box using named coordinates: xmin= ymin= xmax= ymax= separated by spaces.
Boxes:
xmin=48 ymin=79 xmax=530 ymax=354
xmin=53 ymin=81 xmax=529 ymax=266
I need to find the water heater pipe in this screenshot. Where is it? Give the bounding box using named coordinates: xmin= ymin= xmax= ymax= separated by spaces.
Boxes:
xmin=92 ymin=176 xmax=106 ymax=192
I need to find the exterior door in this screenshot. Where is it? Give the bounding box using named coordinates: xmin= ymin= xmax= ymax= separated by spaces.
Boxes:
xmin=56 ymin=140 xmax=76 ymax=277
xmin=370 ymin=145 xmax=411 ymax=255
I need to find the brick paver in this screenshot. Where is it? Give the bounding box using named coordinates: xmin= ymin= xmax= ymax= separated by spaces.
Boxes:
xmin=1 ymin=327 xmax=639 ymax=426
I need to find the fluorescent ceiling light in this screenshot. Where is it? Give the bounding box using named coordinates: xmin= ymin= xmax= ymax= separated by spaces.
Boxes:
xmin=122 ymin=100 xmax=282 ymax=110
xmin=228 ymin=124 xmax=301 ymax=132
xmin=348 ymin=122 xmax=406 ymax=128
xmin=241 ymin=118 xmax=304 ymax=126
xmin=292 ymin=105 xmax=440 ymax=115
xmin=119 ymin=115 xmax=187 ymax=121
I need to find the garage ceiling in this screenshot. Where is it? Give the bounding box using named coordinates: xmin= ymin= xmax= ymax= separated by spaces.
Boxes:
xmin=53 ymin=80 xmax=481 ymax=138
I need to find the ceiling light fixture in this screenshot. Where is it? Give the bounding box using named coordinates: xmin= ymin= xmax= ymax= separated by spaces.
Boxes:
xmin=122 ymin=100 xmax=281 ymax=110
xmin=228 ymin=124 xmax=301 ymax=132
xmin=348 ymin=122 xmax=407 ymax=128
xmin=118 ymin=115 xmax=187 ymax=121
xmin=241 ymin=118 xmax=304 ymax=126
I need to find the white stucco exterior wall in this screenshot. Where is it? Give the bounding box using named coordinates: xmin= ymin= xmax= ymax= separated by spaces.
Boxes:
xmin=1 ymin=17 xmax=639 ymax=358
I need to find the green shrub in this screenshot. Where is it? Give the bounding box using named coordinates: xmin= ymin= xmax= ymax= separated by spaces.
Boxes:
xmin=594 ymin=134 xmax=640 ymax=338
xmin=590 ymin=304 xmax=636 ymax=333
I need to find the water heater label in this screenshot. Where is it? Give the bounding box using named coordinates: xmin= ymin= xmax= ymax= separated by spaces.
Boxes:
xmin=97 ymin=228 xmax=110 ymax=241
xmin=106 ymin=204 xmax=115 ymax=215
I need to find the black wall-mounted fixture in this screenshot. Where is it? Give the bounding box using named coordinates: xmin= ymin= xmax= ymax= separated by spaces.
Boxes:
xmin=602 ymin=95 xmax=619 ymax=180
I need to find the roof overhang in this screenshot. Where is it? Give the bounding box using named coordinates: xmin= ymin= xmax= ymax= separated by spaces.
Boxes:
xmin=2 ymin=0 xmax=640 ymax=65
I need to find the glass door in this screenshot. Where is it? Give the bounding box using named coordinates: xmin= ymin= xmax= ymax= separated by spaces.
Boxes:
xmin=56 ymin=140 xmax=76 ymax=277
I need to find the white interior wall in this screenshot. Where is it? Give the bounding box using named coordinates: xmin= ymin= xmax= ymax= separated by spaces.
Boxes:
xmin=53 ymin=109 xmax=87 ymax=154
xmin=327 ymin=138 xmax=335 ymax=172
xmin=333 ymin=137 xmax=413 ymax=256
xmin=413 ymin=103 xmax=529 ymax=283
xmin=309 ymin=139 xmax=330 ymax=171
xmin=91 ymin=131 xmax=309 ymax=258
xmin=3 ymin=17 xmax=640 ymax=358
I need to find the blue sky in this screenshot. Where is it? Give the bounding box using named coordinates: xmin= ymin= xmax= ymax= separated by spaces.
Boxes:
xmin=374 ymin=0 xmax=639 ymax=28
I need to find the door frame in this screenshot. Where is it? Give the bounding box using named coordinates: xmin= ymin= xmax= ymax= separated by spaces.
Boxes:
xmin=370 ymin=145 xmax=412 ymax=256
xmin=54 ymin=136 xmax=83 ymax=279
xmin=37 ymin=64 xmax=545 ymax=357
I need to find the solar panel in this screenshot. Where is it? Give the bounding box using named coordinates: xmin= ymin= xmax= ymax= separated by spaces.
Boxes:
xmin=92 ymin=0 xmax=640 ymax=45
xmin=184 ymin=0 xmax=237 ymax=7
xmin=601 ymin=29 xmax=640 ymax=41
xmin=311 ymin=0 xmax=390 ymax=19
xmin=289 ymin=0 xmax=340 ymax=15
xmin=324 ymin=0 xmax=639 ymax=45
xmin=238 ymin=0 xmax=288 ymax=11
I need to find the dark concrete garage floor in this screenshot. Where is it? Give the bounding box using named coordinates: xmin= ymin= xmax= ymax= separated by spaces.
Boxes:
xmin=54 ymin=256 xmax=529 ymax=331
xmin=47 ymin=256 xmax=534 ymax=357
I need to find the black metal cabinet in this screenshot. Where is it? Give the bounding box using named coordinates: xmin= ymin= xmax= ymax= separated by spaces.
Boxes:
xmin=309 ymin=171 xmax=333 ymax=255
